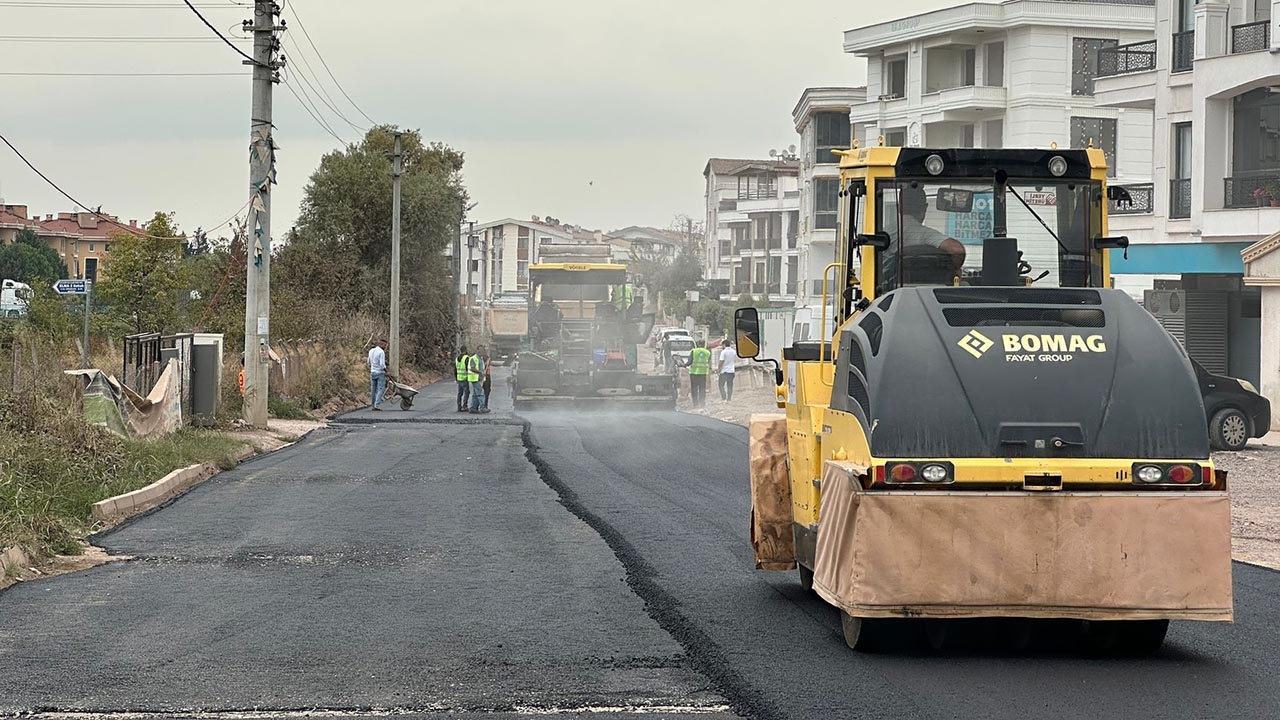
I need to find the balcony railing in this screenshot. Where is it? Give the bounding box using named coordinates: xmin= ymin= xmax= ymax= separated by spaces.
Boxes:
xmin=1169 ymin=178 xmax=1192 ymax=219
xmin=1232 ymin=21 xmax=1270 ymax=54
xmin=1224 ymin=174 xmax=1280 ymax=208
xmin=1171 ymin=30 xmax=1194 ymax=72
xmin=737 ymin=186 xmax=777 ymax=201
xmin=1109 ymin=183 xmax=1154 ymax=215
xmin=1097 ymin=40 xmax=1156 ymax=77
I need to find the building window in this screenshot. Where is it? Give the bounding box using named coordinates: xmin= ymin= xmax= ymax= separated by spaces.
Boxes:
xmin=884 ymin=128 xmax=906 ymax=148
xmin=787 ymin=210 xmax=799 ymax=248
xmin=985 ymin=119 xmax=1004 ymax=149
xmin=814 ymin=111 xmax=851 ymax=165
xmin=1072 ymin=38 xmax=1119 ymax=96
xmin=883 ymin=56 xmax=906 ymax=99
xmin=961 ymin=48 xmax=976 ymax=87
xmin=732 ymin=224 xmax=750 ymax=253
xmin=1171 ymin=122 xmax=1193 ymax=217
xmin=815 ymin=178 xmax=839 ymax=230
xmin=738 ymin=173 xmax=777 ymax=200
xmin=984 ymin=42 xmax=1004 ymax=87
xmin=960 ymin=124 xmax=975 ymax=148
xmin=1070 ymin=116 xmax=1117 ymax=177
xmin=786 ymin=256 xmax=798 ymax=296
xmin=719 ymin=237 xmax=731 ymax=262
xmin=89 ymin=243 xmax=95 ymax=252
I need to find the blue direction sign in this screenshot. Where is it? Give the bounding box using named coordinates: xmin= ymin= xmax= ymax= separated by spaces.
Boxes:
xmin=52 ymin=279 xmax=91 ymax=295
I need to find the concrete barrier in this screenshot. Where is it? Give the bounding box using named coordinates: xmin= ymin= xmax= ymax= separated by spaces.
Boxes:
xmin=91 ymin=464 xmax=217 ymax=521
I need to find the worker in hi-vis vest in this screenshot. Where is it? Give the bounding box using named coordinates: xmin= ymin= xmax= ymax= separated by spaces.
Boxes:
xmin=455 ymin=346 xmax=470 ymax=412
xmin=688 ymin=339 xmax=712 ymax=408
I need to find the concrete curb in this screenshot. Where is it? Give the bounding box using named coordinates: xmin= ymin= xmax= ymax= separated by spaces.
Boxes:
xmin=91 ymin=463 xmax=219 ymax=521
xmin=0 ymin=545 xmax=30 ymax=577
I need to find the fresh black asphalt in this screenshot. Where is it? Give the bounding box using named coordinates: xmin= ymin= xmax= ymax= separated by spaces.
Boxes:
xmin=1 ymin=372 xmax=1277 ymax=718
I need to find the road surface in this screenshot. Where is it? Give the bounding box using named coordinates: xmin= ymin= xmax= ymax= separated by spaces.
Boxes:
xmin=1 ymin=371 xmax=1277 ymax=718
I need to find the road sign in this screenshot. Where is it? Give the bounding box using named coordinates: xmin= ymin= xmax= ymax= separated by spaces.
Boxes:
xmin=52 ymin=279 xmax=91 ymax=295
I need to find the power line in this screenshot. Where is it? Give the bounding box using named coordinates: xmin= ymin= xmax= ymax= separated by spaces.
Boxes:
xmin=0 ymin=129 xmax=248 ymax=241
xmin=280 ymin=33 xmax=366 ymax=134
xmin=0 ymin=34 xmax=250 ymax=42
xmin=280 ymin=76 xmax=347 ymax=146
xmin=0 ymin=72 xmax=248 ymax=76
xmin=286 ymin=3 xmax=376 ymax=126
xmin=179 ymin=0 xmax=267 ymax=67
xmin=0 ymin=2 xmax=240 ymax=7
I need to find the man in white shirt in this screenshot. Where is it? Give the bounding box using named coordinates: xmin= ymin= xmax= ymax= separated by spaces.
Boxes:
xmin=899 ymin=186 xmax=966 ymax=270
xmin=717 ymin=340 xmax=739 ymax=402
xmin=368 ymin=339 xmax=388 ymax=411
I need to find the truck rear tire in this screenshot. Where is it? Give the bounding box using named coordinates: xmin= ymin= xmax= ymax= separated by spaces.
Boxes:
xmin=840 ymin=612 xmax=887 ymax=652
xmin=798 ymin=564 xmax=814 ymax=591
xmin=1083 ymin=619 xmax=1169 ymax=656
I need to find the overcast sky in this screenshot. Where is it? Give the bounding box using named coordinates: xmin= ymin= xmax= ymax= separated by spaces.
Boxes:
xmin=0 ymin=0 xmax=953 ymax=238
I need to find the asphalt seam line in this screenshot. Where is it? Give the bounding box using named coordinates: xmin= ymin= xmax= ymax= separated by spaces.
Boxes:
xmin=518 ymin=419 xmax=781 ymax=720
xmin=21 ymin=704 xmax=734 ymax=718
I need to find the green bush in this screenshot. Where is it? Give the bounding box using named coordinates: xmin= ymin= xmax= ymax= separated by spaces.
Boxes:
xmin=0 ymin=391 xmax=248 ymax=558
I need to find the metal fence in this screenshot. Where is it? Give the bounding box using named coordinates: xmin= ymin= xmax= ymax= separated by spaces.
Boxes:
xmin=1169 ymin=178 xmax=1192 ymax=219
xmin=1109 ymin=183 xmax=1154 ymax=215
xmin=123 ymin=332 xmax=162 ymax=395
xmin=1097 ymin=40 xmax=1157 ymax=77
xmin=1171 ymin=30 xmax=1194 ymax=72
xmin=1232 ymin=21 xmax=1270 ymax=54
xmin=1224 ymin=175 xmax=1280 ymax=208
xmin=161 ymin=333 xmax=194 ymax=418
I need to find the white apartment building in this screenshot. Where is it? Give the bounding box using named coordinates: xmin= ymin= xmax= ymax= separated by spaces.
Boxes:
xmin=1093 ymin=0 xmax=1280 ymax=419
xmin=455 ymin=218 xmax=574 ymax=302
xmin=792 ymin=87 xmax=868 ymax=307
xmin=703 ymin=158 xmax=801 ymax=302
xmin=844 ymin=0 xmax=1156 ymax=206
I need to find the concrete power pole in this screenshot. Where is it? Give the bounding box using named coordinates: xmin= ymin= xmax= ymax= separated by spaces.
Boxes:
xmin=389 ymin=131 xmax=403 ymax=378
xmin=242 ymin=0 xmax=280 ymax=428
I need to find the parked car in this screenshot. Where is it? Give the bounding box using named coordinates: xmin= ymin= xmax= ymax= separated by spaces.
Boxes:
xmin=1194 ymin=360 xmax=1272 ymax=451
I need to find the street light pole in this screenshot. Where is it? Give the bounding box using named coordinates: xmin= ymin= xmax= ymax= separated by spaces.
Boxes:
xmin=389 ymin=131 xmax=403 ymax=378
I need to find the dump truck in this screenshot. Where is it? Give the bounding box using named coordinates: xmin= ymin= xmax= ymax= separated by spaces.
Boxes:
xmin=513 ymin=244 xmax=676 ymax=409
xmin=487 ymin=292 xmax=529 ymax=363
xmin=1 ymin=279 xmax=31 ymax=318
xmin=737 ymin=146 xmax=1232 ymax=654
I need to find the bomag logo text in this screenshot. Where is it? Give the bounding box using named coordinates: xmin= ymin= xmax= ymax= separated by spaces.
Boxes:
xmin=1001 ymin=333 xmax=1106 ymax=363
xmin=959 ymin=332 xmax=1107 ymax=362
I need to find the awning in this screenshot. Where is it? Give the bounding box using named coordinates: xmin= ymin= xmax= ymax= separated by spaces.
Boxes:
xmin=1110 ymin=241 xmax=1252 ymax=275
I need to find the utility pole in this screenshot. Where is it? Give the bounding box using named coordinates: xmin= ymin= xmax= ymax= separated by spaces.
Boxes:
xmin=242 ymin=0 xmax=281 ymax=428
xmin=453 ymin=206 xmax=463 ymax=353
xmin=389 ymin=131 xmax=403 ymax=378
xmin=465 ymin=220 xmax=476 ymax=338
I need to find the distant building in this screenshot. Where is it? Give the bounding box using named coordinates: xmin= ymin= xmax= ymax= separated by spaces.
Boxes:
xmin=454 ymin=216 xmax=622 ymax=303
xmin=792 ymin=87 xmax=867 ymax=307
xmin=1092 ymin=0 xmax=1280 ymax=418
xmin=0 ymin=203 xmax=142 ymax=280
xmin=703 ymin=158 xmax=801 ymax=303
xmin=608 ymin=225 xmax=687 ymax=263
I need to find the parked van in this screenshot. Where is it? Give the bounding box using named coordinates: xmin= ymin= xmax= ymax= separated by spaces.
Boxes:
xmin=1 ymin=279 xmax=31 ymax=318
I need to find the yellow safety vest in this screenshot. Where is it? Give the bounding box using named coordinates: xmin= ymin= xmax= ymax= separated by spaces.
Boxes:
xmin=689 ymin=347 xmax=711 ymax=375
xmin=466 ymin=355 xmax=481 ymax=383
xmin=455 ymin=356 xmax=468 ymax=381
xmin=615 ymin=285 xmax=633 ymax=310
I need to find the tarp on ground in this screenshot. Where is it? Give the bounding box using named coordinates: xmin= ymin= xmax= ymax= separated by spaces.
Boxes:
xmin=749 ymin=414 xmax=795 ymax=570
xmin=813 ymin=460 xmax=1233 ymax=621
xmin=65 ymin=360 xmax=184 ymax=439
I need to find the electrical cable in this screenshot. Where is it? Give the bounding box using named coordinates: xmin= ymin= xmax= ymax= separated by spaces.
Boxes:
xmin=281 ymin=32 xmax=367 ymax=133
xmin=286 ymin=3 xmax=376 ymax=125
xmin=180 ymin=0 xmax=268 ymax=68
xmin=280 ymin=75 xmax=347 ymax=146
xmin=0 ymin=35 xmax=249 ymax=42
xmin=0 ymin=129 xmax=249 ymax=241
xmin=0 ymin=71 xmax=248 ymax=76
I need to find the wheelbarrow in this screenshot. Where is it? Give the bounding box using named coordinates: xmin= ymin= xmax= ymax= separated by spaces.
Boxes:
xmin=384 ymin=380 xmax=419 ymax=410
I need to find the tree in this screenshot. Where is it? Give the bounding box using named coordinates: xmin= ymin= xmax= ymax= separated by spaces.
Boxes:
xmin=0 ymin=228 xmax=67 ymax=283
xmin=97 ymin=212 xmax=186 ymax=334
xmin=283 ymin=126 xmax=467 ymax=368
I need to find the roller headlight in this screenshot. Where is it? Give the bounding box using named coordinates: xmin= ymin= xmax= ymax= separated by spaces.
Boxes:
xmin=1136 ymin=465 xmax=1164 ymax=484
xmin=1048 ymin=155 xmax=1069 ymax=177
xmin=921 ymin=464 xmax=950 ymax=483
xmin=925 ymin=154 xmax=945 ymax=176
